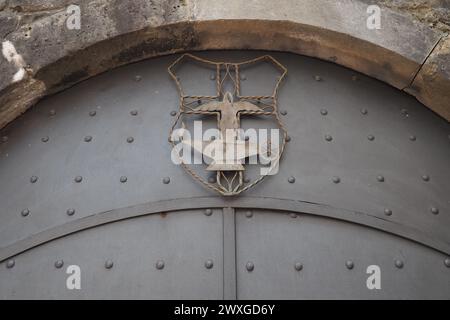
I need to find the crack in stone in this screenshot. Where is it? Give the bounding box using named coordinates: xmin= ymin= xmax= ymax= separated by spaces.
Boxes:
xmin=403 ymin=32 xmax=446 ymax=91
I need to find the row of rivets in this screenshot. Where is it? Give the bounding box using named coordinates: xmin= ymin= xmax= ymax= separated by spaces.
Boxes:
xmin=5 ymin=258 xmax=450 ymax=270
xmin=31 ymin=175 xmax=161 ymax=185
xmin=284 ymin=174 xmax=434 ymax=185
xmin=38 ymin=135 xmax=139 ymax=144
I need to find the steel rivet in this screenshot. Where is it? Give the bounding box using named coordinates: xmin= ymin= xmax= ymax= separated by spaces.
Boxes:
xmin=55 ymin=260 xmax=64 ymax=269
xmin=290 ymin=213 xmax=298 ymax=218
xmin=204 ymin=209 xmax=213 ymax=216
xmin=208 ymin=176 xmax=216 ymax=183
xmin=30 ymin=176 xmax=38 ymax=183
xmin=205 ymin=259 xmax=214 ymax=269
xmin=162 ymin=177 xmax=170 ymax=184
xmin=351 ymin=75 xmax=358 ymax=81
xmin=361 ymin=108 xmax=368 ymax=115
xmin=422 ymin=175 xmax=430 ymax=182
xmin=288 ymin=176 xmax=296 ymax=184
xmin=384 ymin=208 xmax=392 ymax=216
xmin=156 ymin=260 xmax=165 ymax=270
xmin=377 ymin=175 xmax=385 ymax=182
xmin=409 ymin=135 xmax=416 ymax=141
xmin=1 ymin=136 xmax=8 ymax=143
xmin=6 ymin=259 xmax=15 ymax=269
xmin=49 ymin=109 xmax=56 ymax=116
xmin=126 ymin=137 xmax=134 ymax=143
xmin=395 ymin=260 xmax=404 ymax=269
xmin=74 ymin=176 xmax=83 ymax=183
xmin=66 ymin=208 xmax=75 ymax=216
xmin=105 ymin=260 xmax=114 ymax=269
xmin=367 ymin=134 xmax=375 ymax=141
xmin=246 ymin=261 xmax=254 ymax=272
xmin=430 ymin=207 xmax=439 ymax=215
xmin=243 ymin=177 xmax=251 ymax=183
xmin=285 ymin=135 xmax=291 ymax=142
xmin=89 ymin=110 xmax=96 ymax=117
xmin=400 ymin=109 xmax=409 ymax=117
xmin=41 ymin=136 xmax=49 ymax=143
xmin=294 ymin=262 xmax=303 ymax=271
xmin=170 ymin=111 xmax=177 ymax=116
xmin=280 ymin=110 xmax=288 ymax=116
xmin=314 ymin=75 xmax=322 ymax=82
xmin=444 ymin=258 xmax=450 ymax=268
xmin=21 ymin=209 xmax=30 ymax=217
xmin=245 ymin=210 xmax=253 ymax=218
xmin=240 ymin=74 xmax=247 ymax=81
xmin=210 ymin=74 xmax=216 ymax=81
xmin=134 ymin=75 xmax=142 ymax=82
xmin=130 ymin=110 xmax=138 ymax=116
xmin=120 ymin=176 xmax=128 ymax=183
xmin=345 ymin=260 xmax=354 ymax=270
xmin=320 ymin=109 xmax=328 ymax=116
xmin=332 ymin=176 xmax=341 ymax=184
xmin=84 ymin=136 xmax=92 ymax=142
xmin=325 ymin=134 xmax=333 ymax=142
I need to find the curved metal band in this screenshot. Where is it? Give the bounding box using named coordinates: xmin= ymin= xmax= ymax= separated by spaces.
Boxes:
xmin=1 ymin=196 xmax=448 ymax=262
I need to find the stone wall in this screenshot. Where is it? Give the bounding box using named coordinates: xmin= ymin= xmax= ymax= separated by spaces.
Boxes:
xmin=0 ymin=0 xmax=449 ymax=129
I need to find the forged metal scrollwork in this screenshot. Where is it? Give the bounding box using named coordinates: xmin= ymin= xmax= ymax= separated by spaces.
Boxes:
xmin=168 ymin=54 xmax=288 ymax=196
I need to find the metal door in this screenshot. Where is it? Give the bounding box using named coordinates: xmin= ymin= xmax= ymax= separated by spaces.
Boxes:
xmin=1 ymin=51 xmax=449 ymax=299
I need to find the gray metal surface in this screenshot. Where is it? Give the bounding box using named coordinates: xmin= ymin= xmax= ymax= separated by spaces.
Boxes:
xmin=235 ymin=209 xmax=450 ymax=299
xmin=0 ymin=51 xmax=449 ymax=299
xmin=0 ymin=209 xmax=224 ymax=299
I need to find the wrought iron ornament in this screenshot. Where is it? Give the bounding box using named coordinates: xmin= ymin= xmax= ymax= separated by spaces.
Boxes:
xmin=168 ymin=54 xmax=288 ymax=196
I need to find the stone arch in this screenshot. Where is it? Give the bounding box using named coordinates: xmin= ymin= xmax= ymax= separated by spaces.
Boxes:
xmin=0 ymin=0 xmax=449 ymax=130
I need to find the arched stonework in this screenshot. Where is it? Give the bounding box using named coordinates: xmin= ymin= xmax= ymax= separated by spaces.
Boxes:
xmin=0 ymin=0 xmax=449 ymax=130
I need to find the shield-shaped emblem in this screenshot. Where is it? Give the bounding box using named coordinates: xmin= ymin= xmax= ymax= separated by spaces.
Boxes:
xmin=168 ymin=54 xmax=288 ymax=196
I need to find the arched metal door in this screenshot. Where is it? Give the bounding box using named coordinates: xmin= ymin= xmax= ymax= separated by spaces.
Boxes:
xmin=0 ymin=52 xmax=449 ymax=299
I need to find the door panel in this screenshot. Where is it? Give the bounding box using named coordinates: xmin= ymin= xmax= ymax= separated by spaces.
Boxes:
xmin=0 ymin=209 xmax=223 ymax=299
xmin=235 ymin=209 xmax=450 ymax=299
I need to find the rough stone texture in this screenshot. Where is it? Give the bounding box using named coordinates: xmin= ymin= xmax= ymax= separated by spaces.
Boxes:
xmin=0 ymin=0 xmax=449 ymax=128
xmin=407 ymin=34 xmax=450 ymax=120
xmin=380 ymin=0 xmax=450 ymax=32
